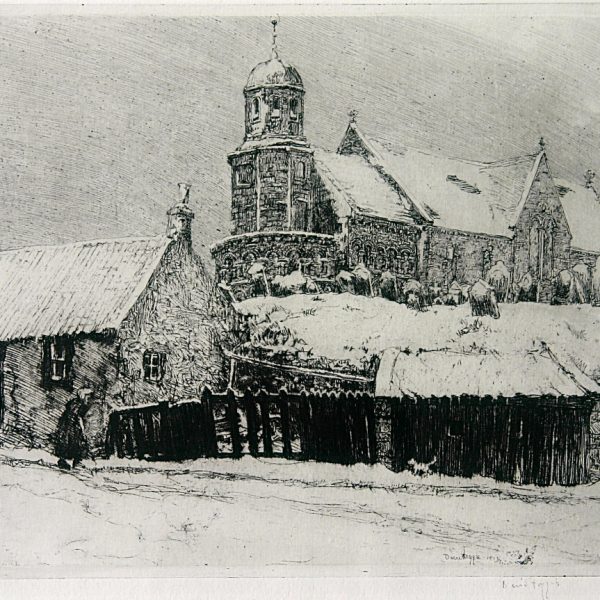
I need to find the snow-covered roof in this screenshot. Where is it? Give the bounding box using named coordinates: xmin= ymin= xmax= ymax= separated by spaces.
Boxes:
xmin=245 ymin=57 xmax=303 ymax=91
xmin=313 ymin=148 xmax=416 ymax=223
xmin=375 ymin=347 xmax=600 ymax=399
xmin=366 ymin=138 xmax=540 ymax=237
xmin=335 ymin=123 xmax=542 ymax=236
xmin=0 ymin=236 xmax=172 ymax=342
xmin=556 ymin=179 xmax=600 ymax=254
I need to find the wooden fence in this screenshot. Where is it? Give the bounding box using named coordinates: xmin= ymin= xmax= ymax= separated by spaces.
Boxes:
xmin=105 ymin=388 xmax=376 ymax=465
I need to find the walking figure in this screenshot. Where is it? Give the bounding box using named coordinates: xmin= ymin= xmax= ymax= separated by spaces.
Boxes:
xmin=54 ymin=388 xmax=92 ymax=470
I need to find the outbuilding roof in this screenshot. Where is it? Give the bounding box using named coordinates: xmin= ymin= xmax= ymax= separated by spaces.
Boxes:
xmin=0 ymin=236 xmax=172 ymax=342
xmin=375 ymin=346 xmax=600 ymax=399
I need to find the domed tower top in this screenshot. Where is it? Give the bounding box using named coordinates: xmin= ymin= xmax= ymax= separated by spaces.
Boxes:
xmin=242 ymin=18 xmax=307 ymax=147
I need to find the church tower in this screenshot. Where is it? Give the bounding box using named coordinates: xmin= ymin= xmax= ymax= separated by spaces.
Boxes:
xmin=228 ymin=19 xmax=314 ymax=235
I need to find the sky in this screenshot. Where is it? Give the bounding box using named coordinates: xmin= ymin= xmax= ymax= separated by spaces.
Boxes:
xmin=0 ymin=12 xmax=599 ymax=264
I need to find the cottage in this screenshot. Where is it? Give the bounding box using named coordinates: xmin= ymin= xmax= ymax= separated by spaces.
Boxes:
xmin=375 ymin=346 xmax=600 ymax=486
xmin=0 ymin=185 xmax=225 ymax=451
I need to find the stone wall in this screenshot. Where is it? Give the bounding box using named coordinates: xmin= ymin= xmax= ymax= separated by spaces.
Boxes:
xmin=426 ymin=227 xmax=514 ymax=289
xmin=229 ymin=147 xmax=315 ymax=234
xmin=512 ymin=158 xmax=572 ymax=289
xmin=231 ymin=358 xmax=374 ymax=395
xmin=212 ymin=231 xmax=338 ymax=298
xmin=118 ymin=242 xmax=227 ymax=406
xmin=311 ymin=171 xmax=342 ymax=235
xmin=229 ymin=152 xmax=258 ymax=235
xmin=347 ymin=215 xmax=422 ymax=279
xmin=571 ymin=247 xmax=600 ymax=270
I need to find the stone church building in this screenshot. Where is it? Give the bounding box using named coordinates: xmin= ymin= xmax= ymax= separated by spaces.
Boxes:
xmin=211 ymin=27 xmax=600 ymax=301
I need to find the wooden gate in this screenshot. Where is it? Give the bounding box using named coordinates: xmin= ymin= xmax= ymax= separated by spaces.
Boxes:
xmin=106 ymin=387 xmax=376 ymax=465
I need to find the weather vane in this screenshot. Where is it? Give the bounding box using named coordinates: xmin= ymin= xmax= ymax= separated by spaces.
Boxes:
xmin=348 ymin=109 xmax=359 ymax=124
xmin=538 ymin=136 xmax=546 ymax=152
xmin=271 ymin=17 xmax=279 ymax=59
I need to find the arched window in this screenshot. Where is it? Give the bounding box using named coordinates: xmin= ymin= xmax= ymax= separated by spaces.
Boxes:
xmin=236 ymin=163 xmax=255 ymax=187
xmin=398 ymin=247 xmax=416 ymax=275
xmin=529 ymin=222 xmax=539 ymax=275
xmin=295 ymin=161 xmax=306 ymax=180
xmin=375 ymin=247 xmax=387 ymax=271
xmin=530 ymin=218 xmax=555 ymax=280
xmin=290 ymin=97 xmax=299 ymax=120
xmin=351 ymin=241 xmax=364 ymax=266
xmin=271 ymin=96 xmax=281 ymax=118
xmin=251 ymin=97 xmax=260 ymax=121
xmin=482 ymin=247 xmax=493 ymax=277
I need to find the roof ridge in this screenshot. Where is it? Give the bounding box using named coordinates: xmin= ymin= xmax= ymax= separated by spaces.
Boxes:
xmin=365 ymin=133 xmax=539 ymax=169
xmin=0 ymin=234 xmax=169 ymax=256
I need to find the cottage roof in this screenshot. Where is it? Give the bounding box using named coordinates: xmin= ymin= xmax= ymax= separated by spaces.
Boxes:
xmin=0 ymin=236 xmax=172 ymax=342
xmin=375 ymin=347 xmax=600 ymax=399
xmin=338 ymin=124 xmax=541 ymax=237
xmin=313 ymin=148 xmax=417 ymax=223
xmin=556 ymin=179 xmax=600 ymax=254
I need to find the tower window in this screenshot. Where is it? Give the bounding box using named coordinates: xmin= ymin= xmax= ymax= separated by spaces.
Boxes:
xmin=290 ymin=98 xmax=299 ymax=120
xmin=272 ymin=96 xmax=281 ymax=117
xmin=251 ymin=97 xmax=260 ymax=122
xmin=236 ymin=164 xmax=255 ymax=187
xmin=295 ymin=161 xmax=306 ymax=180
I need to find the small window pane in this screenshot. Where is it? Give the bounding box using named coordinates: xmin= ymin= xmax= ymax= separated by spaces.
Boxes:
xmin=143 ymin=351 xmax=166 ymax=383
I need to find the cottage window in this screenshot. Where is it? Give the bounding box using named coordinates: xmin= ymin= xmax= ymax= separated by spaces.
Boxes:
xmin=236 ymin=164 xmax=255 ymax=187
xmin=143 ymin=351 xmax=166 ymax=383
xmin=42 ymin=336 xmax=74 ymax=388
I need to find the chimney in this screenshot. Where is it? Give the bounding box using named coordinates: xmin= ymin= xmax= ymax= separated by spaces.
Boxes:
xmin=167 ymin=183 xmax=195 ymax=249
xmin=584 ymin=170 xmax=600 ymax=201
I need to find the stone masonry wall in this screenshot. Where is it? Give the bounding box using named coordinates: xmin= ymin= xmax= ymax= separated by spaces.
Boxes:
xmin=118 ymin=242 xmax=227 ymax=407
xmin=347 ymin=215 xmax=422 ymax=278
xmin=512 ymin=158 xmax=572 ymax=287
xmin=426 ymin=227 xmax=514 ymax=288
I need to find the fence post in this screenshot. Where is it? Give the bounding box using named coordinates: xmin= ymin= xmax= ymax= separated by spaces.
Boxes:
xmin=104 ymin=410 xmax=120 ymax=458
xmin=200 ymin=386 xmax=219 ymax=458
xmin=244 ymin=388 xmax=259 ymax=457
xmin=259 ymin=389 xmax=273 ymax=457
xmin=158 ymin=400 xmax=172 ymax=459
xmin=298 ymin=389 xmax=313 ymax=460
xmin=227 ymin=388 xmax=242 ymax=458
xmin=278 ymin=388 xmax=293 ymax=459
xmin=364 ymin=393 xmax=377 ymax=465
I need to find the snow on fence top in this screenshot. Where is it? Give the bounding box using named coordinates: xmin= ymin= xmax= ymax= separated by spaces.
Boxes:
xmin=375 ymin=346 xmax=600 ymax=399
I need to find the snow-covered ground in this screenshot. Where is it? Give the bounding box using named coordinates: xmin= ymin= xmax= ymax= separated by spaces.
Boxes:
xmin=2 ymin=448 xmax=600 ymax=575
xmin=235 ymin=293 xmax=600 ymax=379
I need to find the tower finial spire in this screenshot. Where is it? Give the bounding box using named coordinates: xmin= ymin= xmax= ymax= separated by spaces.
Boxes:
xmin=538 ymin=136 xmax=546 ymax=152
xmin=348 ymin=109 xmax=359 ymax=124
xmin=271 ymin=16 xmax=279 ymax=59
